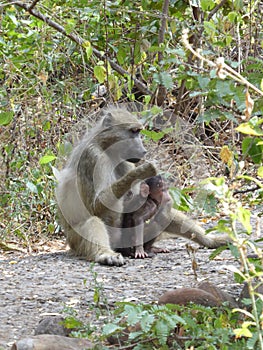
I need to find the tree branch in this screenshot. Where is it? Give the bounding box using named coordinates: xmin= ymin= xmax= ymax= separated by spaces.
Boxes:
xmin=13 ymin=1 xmax=152 ymax=96
xmin=158 ymin=0 xmax=169 ymax=63
xmin=28 ymin=0 xmax=41 ymax=12
xmin=152 ymin=0 xmax=170 ymax=106
xmin=207 ymin=0 xmax=228 ymax=21
xmin=233 ymin=185 xmax=260 ymax=196
xmin=181 ymin=29 xmax=263 ymax=96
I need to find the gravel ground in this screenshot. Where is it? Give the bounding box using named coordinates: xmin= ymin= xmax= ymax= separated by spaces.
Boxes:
xmin=0 ymin=236 xmax=245 ymax=350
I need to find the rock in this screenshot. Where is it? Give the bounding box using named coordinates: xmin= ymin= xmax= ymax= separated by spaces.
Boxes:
xmin=35 ymin=316 xmax=71 ymax=336
xmin=197 ymin=281 xmax=239 ymax=308
xmin=238 ymin=281 xmax=263 ymax=308
xmin=158 ymin=288 xmax=220 ymax=307
xmin=11 ymin=335 xmax=93 ymax=350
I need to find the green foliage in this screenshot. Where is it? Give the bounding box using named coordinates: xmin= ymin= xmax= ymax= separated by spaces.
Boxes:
xmin=100 ymin=301 xmax=247 ymax=349
xmin=153 ymin=72 xmax=173 ymax=90
xmin=39 ymin=154 xmax=57 ymax=165
xmin=169 ymin=187 xmax=194 ymax=212
xmin=237 ymin=117 xmax=263 ymax=166
xmin=0 ymin=112 xmax=14 ymax=126
xmin=201 ymin=177 xmax=263 ymax=348
xmin=141 ymin=128 xmax=173 ymax=142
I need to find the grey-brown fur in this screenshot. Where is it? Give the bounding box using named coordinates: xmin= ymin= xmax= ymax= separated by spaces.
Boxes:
xmin=56 ymin=106 xmax=230 ymax=266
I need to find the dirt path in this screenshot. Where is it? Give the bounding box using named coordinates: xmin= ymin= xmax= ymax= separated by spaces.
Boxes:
xmin=0 ymin=237 xmax=244 ymax=349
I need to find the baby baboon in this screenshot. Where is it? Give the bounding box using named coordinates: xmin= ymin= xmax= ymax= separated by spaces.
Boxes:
xmin=56 ymin=106 xmax=230 ymax=266
xmin=122 ymin=175 xmax=171 ymax=258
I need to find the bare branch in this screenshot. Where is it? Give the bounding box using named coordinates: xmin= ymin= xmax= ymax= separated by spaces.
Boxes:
xmin=13 ymin=1 xmax=152 ymax=96
xmin=158 ymin=0 xmax=169 ymax=63
xmin=207 ymin=0 xmax=228 ymax=21
xmin=28 ymin=0 xmax=41 ymax=12
xmin=152 ymin=0 xmax=170 ymax=106
xmin=233 ymin=185 xmax=260 ymax=195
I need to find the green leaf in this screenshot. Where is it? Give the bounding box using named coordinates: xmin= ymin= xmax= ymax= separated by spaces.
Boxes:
xmin=160 ymin=72 xmax=173 ymax=90
xmin=63 ymin=316 xmax=83 ymax=329
xmin=124 ymin=304 xmax=141 ymax=325
xmin=141 ymin=128 xmax=171 ymax=142
xmin=199 ymin=110 xmax=235 ymax=123
xmin=140 ymin=313 xmax=154 ymax=332
xmin=26 ymin=181 xmax=38 ymax=194
xmin=209 ymin=245 xmax=229 ymax=260
xmin=42 ymin=120 xmax=51 ymax=131
xmin=237 ymin=207 xmax=252 ymax=234
xmin=228 ymin=11 xmax=238 ymax=23
xmin=197 ymin=76 xmax=210 ymax=90
xmin=94 ymin=65 xmax=106 ymax=83
xmin=201 ymin=0 xmax=215 ymax=11
xmin=153 ymin=72 xmax=173 ymax=90
xmin=39 ymin=155 xmax=56 ymax=165
xmin=102 ymin=323 xmax=123 ymax=336
xmin=155 ymin=320 xmax=169 ymax=345
xmin=225 ymin=34 xmax=233 ymax=46
xmin=215 ymin=80 xmax=234 ymax=97
xmin=83 ymin=41 xmax=93 ymax=60
xmin=203 ymin=20 xmax=216 ymax=39
xmin=64 ymin=19 xmax=76 ymax=34
xmin=242 ymin=137 xmax=263 ymax=164
xmin=236 ymin=123 xmax=263 ymax=136
xmin=117 ymin=46 xmax=127 ymax=65
xmin=247 ymin=333 xmax=262 ymax=349
xmin=8 ymin=13 xmax=18 ymax=26
xmin=258 ymin=166 xmax=263 ymax=178
xmin=0 ymin=112 xmax=14 ymax=126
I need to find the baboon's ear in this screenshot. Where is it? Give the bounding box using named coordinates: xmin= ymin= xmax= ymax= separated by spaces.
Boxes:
xmin=102 ymin=112 xmax=114 ymax=128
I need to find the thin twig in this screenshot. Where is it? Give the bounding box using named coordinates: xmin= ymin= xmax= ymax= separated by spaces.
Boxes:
xmin=181 ymin=29 xmax=263 ymax=96
xmin=207 ymin=0 xmax=228 ymax=21
xmin=233 ymin=185 xmax=260 ymax=195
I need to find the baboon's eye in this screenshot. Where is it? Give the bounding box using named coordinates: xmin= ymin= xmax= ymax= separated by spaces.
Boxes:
xmin=131 ymin=128 xmax=141 ymax=134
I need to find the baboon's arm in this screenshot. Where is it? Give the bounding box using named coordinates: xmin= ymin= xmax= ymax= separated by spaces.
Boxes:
xmin=94 ymin=163 xmax=156 ymax=212
xmin=112 ymin=163 xmax=157 ymax=199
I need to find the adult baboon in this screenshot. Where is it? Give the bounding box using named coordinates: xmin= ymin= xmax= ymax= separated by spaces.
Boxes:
xmin=56 ymin=106 xmax=230 ymax=266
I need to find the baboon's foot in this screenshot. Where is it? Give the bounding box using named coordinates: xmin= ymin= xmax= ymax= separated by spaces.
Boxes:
xmin=95 ymin=252 xmax=125 ymax=266
xmin=134 ymin=246 xmax=148 ymax=259
xmin=147 ymin=246 xmax=170 ymax=254
xmin=204 ymin=233 xmax=232 ymax=248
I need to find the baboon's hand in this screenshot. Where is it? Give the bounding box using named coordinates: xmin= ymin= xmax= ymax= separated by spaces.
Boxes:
xmin=136 ymin=162 xmax=157 ymax=179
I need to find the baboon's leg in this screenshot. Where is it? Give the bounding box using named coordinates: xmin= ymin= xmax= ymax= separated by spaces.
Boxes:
xmin=162 ymin=209 xmax=230 ymax=248
xmin=142 ymin=208 xmax=230 ymax=248
xmin=67 ymin=216 xmax=125 ymax=266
